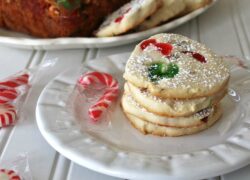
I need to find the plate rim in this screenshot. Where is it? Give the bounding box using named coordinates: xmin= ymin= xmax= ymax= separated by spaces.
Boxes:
xmin=0 ymin=0 xmax=217 ymax=50
xmin=36 ymin=53 xmax=250 ymax=180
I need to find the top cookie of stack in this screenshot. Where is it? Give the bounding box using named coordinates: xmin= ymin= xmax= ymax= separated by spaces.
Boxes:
xmin=124 ymin=33 xmax=229 ymax=99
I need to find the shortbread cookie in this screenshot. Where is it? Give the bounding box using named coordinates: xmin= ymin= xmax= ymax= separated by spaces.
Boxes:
xmin=127 ymin=82 xmax=226 ymax=117
xmin=121 ymin=92 xmax=214 ymax=128
xmin=138 ymin=0 xmax=186 ymax=30
xmin=125 ymin=104 xmax=222 ymax=137
xmin=184 ymin=0 xmax=212 ymax=13
xmin=123 ymin=33 xmax=230 ymax=99
xmin=95 ymin=0 xmax=162 ymax=37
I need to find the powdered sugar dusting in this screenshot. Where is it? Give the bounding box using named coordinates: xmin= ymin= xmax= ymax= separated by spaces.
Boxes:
xmin=195 ymin=107 xmax=214 ymax=119
xmin=137 ymin=85 xmax=210 ymax=108
xmin=126 ymin=94 xmax=148 ymax=112
xmin=124 ymin=33 xmax=230 ymax=92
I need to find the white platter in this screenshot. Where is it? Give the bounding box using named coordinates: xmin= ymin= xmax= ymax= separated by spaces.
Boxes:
xmin=36 ymin=53 xmax=250 ymax=180
xmin=0 ymin=1 xmax=217 ymax=50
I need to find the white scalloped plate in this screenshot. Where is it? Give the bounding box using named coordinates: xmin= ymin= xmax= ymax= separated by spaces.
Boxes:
xmin=0 ymin=1 xmax=217 ymax=50
xmin=36 ymin=53 xmax=250 ymax=180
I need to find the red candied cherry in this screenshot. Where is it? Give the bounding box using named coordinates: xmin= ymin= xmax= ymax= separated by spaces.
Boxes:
xmin=114 ymin=8 xmax=131 ymax=23
xmin=182 ymin=51 xmax=206 ymax=63
xmin=115 ymin=16 xmax=124 ymax=23
xmin=201 ymin=116 xmax=208 ymax=123
xmin=154 ymin=43 xmax=173 ymax=56
xmin=140 ymin=39 xmax=173 ymax=56
xmin=140 ymin=39 xmax=157 ymax=50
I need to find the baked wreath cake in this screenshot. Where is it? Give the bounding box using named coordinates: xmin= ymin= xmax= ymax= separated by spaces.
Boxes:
xmin=122 ymin=33 xmax=230 ymax=136
xmin=0 ymin=0 xmax=128 ymax=37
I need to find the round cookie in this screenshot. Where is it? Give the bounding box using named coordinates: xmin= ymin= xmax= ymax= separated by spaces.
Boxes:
xmin=121 ymin=92 xmax=214 ymax=128
xmin=184 ymin=0 xmax=212 ymax=13
xmin=127 ymin=82 xmax=226 ymax=117
xmin=138 ymin=0 xmax=186 ymax=30
xmin=123 ymin=33 xmax=230 ymax=99
xmin=124 ymin=104 xmax=222 ymax=137
xmin=95 ymin=0 xmax=162 ymax=37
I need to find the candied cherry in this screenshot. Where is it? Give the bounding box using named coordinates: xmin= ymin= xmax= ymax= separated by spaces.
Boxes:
xmin=140 ymin=39 xmax=173 ymax=56
xmin=114 ymin=8 xmax=131 ymax=23
xmin=182 ymin=51 xmax=206 ymax=63
xmin=148 ymin=62 xmax=179 ymax=82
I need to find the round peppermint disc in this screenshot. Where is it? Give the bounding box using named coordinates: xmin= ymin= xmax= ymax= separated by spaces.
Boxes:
xmin=0 ymin=104 xmax=17 ymax=127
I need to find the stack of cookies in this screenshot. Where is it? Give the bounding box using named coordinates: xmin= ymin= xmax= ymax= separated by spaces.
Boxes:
xmin=122 ymin=33 xmax=230 ymax=136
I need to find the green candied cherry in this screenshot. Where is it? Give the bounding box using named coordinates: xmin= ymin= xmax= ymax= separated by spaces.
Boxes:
xmin=148 ymin=62 xmax=166 ymax=81
xmin=57 ymin=0 xmax=81 ymax=10
xmin=148 ymin=62 xmax=179 ymax=82
xmin=164 ymin=63 xmax=179 ymax=78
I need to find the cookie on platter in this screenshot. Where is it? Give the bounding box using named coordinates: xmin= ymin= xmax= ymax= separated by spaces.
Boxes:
xmin=184 ymin=0 xmax=212 ymax=13
xmin=138 ymin=0 xmax=186 ymax=30
xmin=95 ymin=0 xmax=162 ymax=37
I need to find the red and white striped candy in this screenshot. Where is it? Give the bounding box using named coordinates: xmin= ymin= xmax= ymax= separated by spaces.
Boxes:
xmin=0 ymin=104 xmax=17 ymax=127
xmin=78 ymin=72 xmax=119 ymax=122
xmin=0 ymin=73 xmax=29 ymax=89
xmin=0 ymin=89 xmax=18 ymax=104
xmin=0 ymin=169 xmax=21 ymax=180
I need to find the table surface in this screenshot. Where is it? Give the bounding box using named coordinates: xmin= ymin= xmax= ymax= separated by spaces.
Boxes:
xmin=0 ymin=0 xmax=250 ymax=179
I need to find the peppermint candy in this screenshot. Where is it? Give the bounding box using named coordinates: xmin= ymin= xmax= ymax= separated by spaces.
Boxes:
xmin=0 ymin=104 xmax=17 ymax=127
xmin=0 ymin=73 xmax=29 ymax=89
xmin=0 ymin=89 xmax=18 ymax=104
xmin=78 ymin=72 xmax=119 ymax=122
xmin=0 ymin=72 xmax=30 ymax=127
xmin=0 ymin=169 xmax=21 ymax=180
